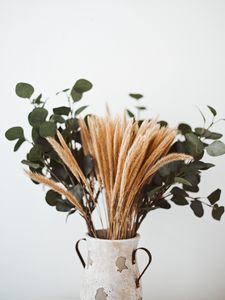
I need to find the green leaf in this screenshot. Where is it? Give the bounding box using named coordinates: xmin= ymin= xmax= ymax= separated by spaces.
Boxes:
xmin=158 ymin=120 xmax=168 ymax=128
xmin=157 ymin=199 xmax=171 ymax=209
xmin=136 ymin=106 xmax=146 ymax=110
xmin=178 ymin=123 xmax=192 ymax=134
xmin=32 ymin=127 xmax=39 ymax=143
xmin=129 ymin=93 xmax=143 ymax=100
xmin=71 ymin=90 xmax=82 ymax=102
xmin=71 ymin=79 xmax=92 ymax=101
xmin=82 ymin=155 xmax=93 ymax=176
xmin=28 ymin=108 xmax=48 ymax=127
xmin=46 ymin=190 xmax=61 ymax=206
xmin=207 ymin=105 xmax=217 ymax=116
xmin=5 ymin=127 xmax=25 ymax=140
xmin=185 ymin=133 xmax=204 ymax=153
xmin=195 ymin=128 xmax=222 ymax=140
xmin=190 ymin=200 xmax=204 ymax=217
xmin=28 ymin=145 xmax=43 ymax=161
xmin=39 ymin=121 xmax=56 ymax=137
xmin=14 ymin=138 xmax=25 ymax=151
xmin=182 ymin=161 xmax=215 ymax=172
xmin=212 ymin=204 xmax=224 ymax=221
xmin=206 ymin=141 xmax=225 ymax=156
xmin=53 ymin=106 xmax=71 ymax=116
xmin=174 ymin=177 xmax=192 ymax=186
xmin=56 ymin=199 xmax=74 ymax=212
xmin=50 ymin=114 xmax=65 ymax=124
xmin=15 ymin=82 xmax=34 ymax=99
xmin=126 ymin=109 xmax=135 ymax=118
xmin=170 ymin=187 xmax=189 ymax=198
xmin=75 ymin=105 xmax=88 ymax=116
xmin=207 ymin=189 xmax=221 ymax=205
xmin=171 ymin=196 xmax=189 ymax=206
xmin=69 ymin=184 xmax=83 ymax=202
xmin=73 ymin=79 xmax=93 ymax=93
xmin=21 ymin=160 xmax=41 ymax=169
xmin=148 ymin=186 xmax=162 ymax=198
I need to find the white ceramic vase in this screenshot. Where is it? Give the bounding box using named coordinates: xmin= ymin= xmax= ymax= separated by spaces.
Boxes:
xmin=75 ymin=230 xmax=152 ymax=300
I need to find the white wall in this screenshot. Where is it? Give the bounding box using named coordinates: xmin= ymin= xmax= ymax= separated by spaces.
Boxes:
xmin=1 ymin=0 xmax=225 ymax=299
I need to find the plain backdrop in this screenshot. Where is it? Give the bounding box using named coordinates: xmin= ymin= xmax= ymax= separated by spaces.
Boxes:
xmin=0 ymin=0 xmax=225 ymax=299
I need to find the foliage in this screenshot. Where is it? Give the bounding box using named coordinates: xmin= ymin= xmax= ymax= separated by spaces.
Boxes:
xmin=5 ymin=80 xmax=225 ymax=225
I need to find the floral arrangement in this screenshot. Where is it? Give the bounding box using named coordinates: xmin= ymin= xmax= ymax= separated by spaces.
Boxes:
xmin=5 ymin=79 xmax=225 ymax=239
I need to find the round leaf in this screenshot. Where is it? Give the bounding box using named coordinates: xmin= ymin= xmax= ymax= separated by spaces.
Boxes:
xmin=39 ymin=121 xmax=56 ymax=137
xmin=212 ymin=204 xmax=224 ymax=221
xmin=46 ymin=190 xmax=61 ymax=206
xmin=28 ymin=145 xmax=43 ymax=161
xmin=206 ymin=141 xmax=225 ymax=156
xmin=16 ymin=82 xmax=34 ymax=98
xmin=178 ymin=123 xmax=192 ymax=134
xmin=190 ymin=200 xmax=204 ymax=217
xmin=73 ymin=79 xmax=92 ymax=93
xmin=5 ymin=126 xmax=25 ymax=140
xmin=28 ymin=108 xmax=48 ymax=127
xmin=207 ymin=189 xmax=221 ymax=205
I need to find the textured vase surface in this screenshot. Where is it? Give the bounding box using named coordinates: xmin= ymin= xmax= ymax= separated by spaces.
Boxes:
xmin=78 ymin=231 xmax=143 ymax=300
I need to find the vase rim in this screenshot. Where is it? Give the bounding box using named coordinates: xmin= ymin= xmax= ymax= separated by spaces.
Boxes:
xmin=86 ymin=229 xmax=140 ymax=243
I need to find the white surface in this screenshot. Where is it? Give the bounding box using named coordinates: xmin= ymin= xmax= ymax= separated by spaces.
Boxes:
xmin=0 ymin=0 xmax=225 ymax=299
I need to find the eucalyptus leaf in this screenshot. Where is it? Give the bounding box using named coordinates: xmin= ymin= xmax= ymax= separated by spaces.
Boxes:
xmin=158 ymin=120 xmax=168 ymax=128
xmin=69 ymin=184 xmax=83 ymax=202
xmin=75 ymin=105 xmax=88 ymax=116
xmin=207 ymin=105 xmax=217 ymax=116
xmin=16 ymin=82 xmax=34 ymax=99
xmin=5 ymin=127 xmax=25 ymax=140
xmin=39 ymin=121 xmax=56 ymax=137
xmin=195 ymin=128 xmax=222 ymax=140
xmin=126 ymin=109 xmax=135 ymax=118
xmin=14 ymin=138 xmax=25 ymax=151
xmin=21 ymin=160 xmax=41 ymax=169
xmin=46 ymin=190 xmax=61 ymax=206
xmin=129 ymin=93 xmax=143 ymax=100
xmin=82 ymin=155 xmax=93 ymax=176
xmin=174 ymin=177 xmax=192 ymax=186
xmin=171 ymin=196 xmax=188 ymax=206
xmin=190 ymin=200 xmax=204 ymax=217
xmin=28 ymin=108 xmax=48 ymax=127
xmin=178 ymin=123 xmax=192 ymax=134
xmin=28 ymin=145 xmax=43 ymax=162
xmin=53 ymin=106 xmax=71 ymax=116
xmin=136 ymin=106 xmax=146 ymax=110
xmin=206 ymin=141 xmax=225 ymax=156
xmin=148 ymin=186 xmax=162 ymax=198
xmin=207 ymin=189 xmax=221 ymax=205
xmin=170 ymin=187 xmax=189 ymax=198
xmin=157 ymin=199 xmax=171 ymax=209
xmin=71 ymin=79 xmax=92 ymax=101
xmin=212 ymin=204 xmax=224 ymax=221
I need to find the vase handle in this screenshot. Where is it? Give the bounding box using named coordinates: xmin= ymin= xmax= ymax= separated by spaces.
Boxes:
xmin=132 ymin=247 xmax=152 ymax=288
xmin=75 ymin=238 xmax=87 ymax=268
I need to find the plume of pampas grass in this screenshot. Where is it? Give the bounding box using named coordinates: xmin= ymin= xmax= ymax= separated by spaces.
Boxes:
xmin=26 ymin=114 xmax=193 ymax=240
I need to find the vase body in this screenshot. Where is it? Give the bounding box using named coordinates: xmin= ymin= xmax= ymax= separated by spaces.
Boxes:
xmin=76 ymin=230 xmax=151 ymax=300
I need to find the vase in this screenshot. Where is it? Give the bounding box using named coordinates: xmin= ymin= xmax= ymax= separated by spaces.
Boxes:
xmin=75 ymin=229 xmax=152 ymax=300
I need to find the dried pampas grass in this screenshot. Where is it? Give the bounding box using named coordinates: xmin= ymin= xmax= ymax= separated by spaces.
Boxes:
xmin=26 ymin=114 xmax=192 ymax=240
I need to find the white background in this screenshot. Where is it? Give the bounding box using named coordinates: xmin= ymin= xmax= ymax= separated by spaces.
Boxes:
xmin=1 ymin=0 xmax=225 ymax=299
